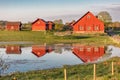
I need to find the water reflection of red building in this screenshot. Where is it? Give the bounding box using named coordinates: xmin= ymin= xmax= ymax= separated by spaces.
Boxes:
xmin=6 ymin=45 xmax=21 ymax=54
xmin=32 ymin=45 xmax=53 ymax=57
xmin=72 ymin=44 xmax=105 ymax=63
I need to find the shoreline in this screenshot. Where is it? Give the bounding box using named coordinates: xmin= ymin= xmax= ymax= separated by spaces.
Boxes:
xmin=1 ymin=57 xmax=120 ymax=80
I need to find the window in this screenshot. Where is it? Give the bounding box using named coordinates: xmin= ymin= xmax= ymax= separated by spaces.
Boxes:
xmin=11 ymin=26 xmax=14 ymax=29
xmin=87 ymin=48 xmax=91 ymax=52
xmin=79 ymin=47 xmax=84 ymax=51
xmin=94 ymin=26 xmax=99 ymax=31
xmin=79 ymin=26 xmax=84 ymax=30
xmin=87 ymin=26 xmax=91 ymax=30
xmin=94 ymin=47 xmax=99 ymax=52
xmin=11 ymin=47 xmax=14 ymax=50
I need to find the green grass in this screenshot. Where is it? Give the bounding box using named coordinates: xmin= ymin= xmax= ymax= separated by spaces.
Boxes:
xmin=0 ymin=31 xmax=117 ymax=46
xmin=1 ymin=57 xmax=120 ymax=80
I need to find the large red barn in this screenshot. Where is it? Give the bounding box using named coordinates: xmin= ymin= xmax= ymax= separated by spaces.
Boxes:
xmin=6 ymin=22 xmax=21 ymax=31
xmin=72 ymin=11 xmax=104 ymax=33
xmin=72 ymin=44 xmax=105 ymax=63
xmin=32 ymin=19 xmax=54 ymax=31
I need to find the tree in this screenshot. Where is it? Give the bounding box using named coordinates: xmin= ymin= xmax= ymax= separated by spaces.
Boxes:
xmin=0 ymin=56 xmax=9 ymax=77
xmin=21 ymin=22 xmax=32 ymax=31
xmin=97 ymin=11 xmax=112 ymax=23
xmin=53 ymin=19 xmax=64 ymax=31
xmin=54 ymin=19 xmax=63 ymax=24
xmin=97 ymin=11 xmax=112 ymax=30
xmin=0 ymin=21 xmax=6 ymax=30
xmin=62 ymin=25 xmax=72 ymax=31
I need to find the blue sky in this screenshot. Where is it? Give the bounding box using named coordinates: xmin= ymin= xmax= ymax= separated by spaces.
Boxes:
xmin=0 ymin=0 xmax=120 ymax=23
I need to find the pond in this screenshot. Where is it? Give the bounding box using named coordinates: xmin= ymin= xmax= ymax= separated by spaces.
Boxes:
xmin=0 ymin=43 xmax=120 ymax=75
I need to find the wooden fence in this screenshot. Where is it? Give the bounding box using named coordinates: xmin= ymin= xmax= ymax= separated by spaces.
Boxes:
xmin=63 ymin=61 xmax=119 ymax=80
xmin=12 ymin=61 xmax=120 ymax=80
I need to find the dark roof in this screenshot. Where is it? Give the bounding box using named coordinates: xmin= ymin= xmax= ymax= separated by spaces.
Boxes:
xmin=32 ymin=18 xmax=46 ymax=24
xmin=47 ymin=21 xmax=54 ymax=24
xmin=72 ymin=11 xmax=93 ymax=26
xmin=6 ymin=22 xmax=21 ymax=26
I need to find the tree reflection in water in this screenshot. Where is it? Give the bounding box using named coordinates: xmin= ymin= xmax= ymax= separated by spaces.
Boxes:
xmin=0 ymin=54 xmax=10 ymax=76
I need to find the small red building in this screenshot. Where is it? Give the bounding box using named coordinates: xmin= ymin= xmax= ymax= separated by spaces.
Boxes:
xmin=6 ymin=45 xmax=21 ymax=54
xmin=6 ymin=22 xmax=21 ymax=31
xmin=72 ymin=44 xmax=105 ymax=63
xmin=32 ymin=45 xmax=46 ymax=57
xmin=32 ymin=19 xmax=54 ymax=31
xmin=47 ymin=21 xmax=54 ymax=30
xmin=32 ymin=45 xmax=53 ymax=57
xmin=32 ymin=19 xmax=46 ymax=31
xmin=72 ymin=11 xmax=104 ymax=33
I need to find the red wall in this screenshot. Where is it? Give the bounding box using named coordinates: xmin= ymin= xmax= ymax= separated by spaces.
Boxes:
xmin=32 ymin=19 xmax=46 ymax=31
xmin=72 ymin=44 xmax=105 ymax=63
xmin=6 ymin=25 xmax=20 ymax=31
xmin=6 ymin=45 xmax=21 ymax=54
xmin=73 ymin=12 xmax=104 ymax=33
xmin=47 ymin=22 xmax=53 ymax=30
xmin=32 ymin=45 xmax=46 ymax=57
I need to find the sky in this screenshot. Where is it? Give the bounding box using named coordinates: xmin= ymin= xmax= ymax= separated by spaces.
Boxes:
xmin=0 ymin=0 xmax=120 ymax=23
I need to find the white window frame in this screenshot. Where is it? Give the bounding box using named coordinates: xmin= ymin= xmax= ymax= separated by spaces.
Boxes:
xmin=79 ymin=47 xmax=84 ymax=51
xmin=94 ymin=26 xmax=99 ymax=31
xmin=79 ymin=26 xmax=84 ymax=30
xmin=94 ymin=47 xmax=99 ymax=52
xmin=87 ymin=26 xmax=91 ymax=30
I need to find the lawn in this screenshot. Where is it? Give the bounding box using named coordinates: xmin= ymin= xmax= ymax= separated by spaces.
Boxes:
xmin=0 ymin=31 xmax=116 ymax=45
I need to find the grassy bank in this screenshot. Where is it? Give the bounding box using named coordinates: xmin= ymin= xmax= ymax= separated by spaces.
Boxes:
xmin=1 ymin=57 xmax=120 ymax=80
xmin=0 ymin=31 xmax=117 ymax=45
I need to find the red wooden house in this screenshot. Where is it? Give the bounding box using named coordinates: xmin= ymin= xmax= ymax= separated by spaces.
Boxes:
xmin=6 ymin=22 xmax=21 ymax=31
xmin=32 ymin=19 xmax=46 ymax=31
xmin=32 ymin=45 xmax=53 ymax=57
xmin=47 ymin=21 xmax=54 ymax=30
xmin=72 ymin=44 xmax=105 ymax=63
xmin=32 ymin=45 xmax=46 ymax=57
xmin=6 ymin=45 xmax=21 ymax=54
xmin=72 ymin=11 xmax=104 ymax=33
xmin=32 ymin=19 xmax=54 ymax=31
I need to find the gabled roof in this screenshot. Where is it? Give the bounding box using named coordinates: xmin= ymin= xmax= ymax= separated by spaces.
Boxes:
xmin=72 ymin=11 xmax=96 ymax=26
xmin=32 ymin=51 xmax=46 ymax=57
xmin=32 ymin=18 xmax=46 ymax=24
xmin=6 ymin=21 xmax=21 ymax=26
xmin=47 ymin=21 xmax=53 ymax=23
xmin=32 ymin=45 xmax=46 ymax=57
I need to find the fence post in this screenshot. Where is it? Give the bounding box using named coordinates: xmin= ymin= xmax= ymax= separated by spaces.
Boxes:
xmin=112 ymin=61 xmax=114 ymax=75
xmin=64 ymin=68 xmax=67 ymax=80
xmin=93 ymin=64 xmax=96 ymax=80
xmin=78 ymin=74 xmax=80 ymax=80
xmin=12 ymin=77 xmax=17 ymax=80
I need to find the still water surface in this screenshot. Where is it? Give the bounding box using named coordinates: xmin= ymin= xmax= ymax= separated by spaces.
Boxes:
xmin=0 ymin=43 xmax=120 ymax=75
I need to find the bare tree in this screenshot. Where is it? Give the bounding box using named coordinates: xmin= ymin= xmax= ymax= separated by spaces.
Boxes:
xmin=0 ymin=55 xmax=10 ymax=77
